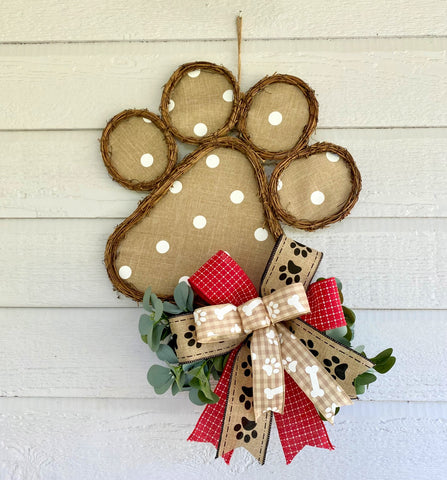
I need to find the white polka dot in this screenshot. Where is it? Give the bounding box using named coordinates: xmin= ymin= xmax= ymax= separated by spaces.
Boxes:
xmin=311 ymin=190 xmax=325 ymax=205
xmin=193 ymin=215 xmax=207 ymax=229
xmin=187 ymin=69 xmax=201 ymax=78
xmin=268 ymin=111 xmax=282 ymax=126
xmin=168 ymin=99 xmax=175 ymax=112
xmin=222 ymin=89 xmax=234 ymax=102
xmin=206 ymin=154 xmax=220 ymax=168
xmin=326 ymin=152 xmax=340 ymax=162
xmin=119 ymin=265 xmax=132 ymax=279
xmin=193 ymin=123 xmax=207 ymax=137
xmin=169 ymin=180 xmax=182 ymax=194
xmin=230 ymin=190 xmax=244 ymax=204
xmin=254 ymin=228 xmax=269 ymax=241
xmin=142 ymin=117 xmax=152 ymax=123
xmin=156 ymin=240 xmax=170 ymax=254
xmin=140 ymin=153 xmax=154 ymax=167
xmin=178 ymin=276 xmax=190 ymax=285
xmin=277 ymin=179 xmax=283 ymax=191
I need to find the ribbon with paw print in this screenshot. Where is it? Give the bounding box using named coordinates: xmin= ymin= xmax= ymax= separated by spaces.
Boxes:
xmin=192 ymin=282 xmax=352 ymax=420
xmin=170 ymin=234 xmax=373 ymax=464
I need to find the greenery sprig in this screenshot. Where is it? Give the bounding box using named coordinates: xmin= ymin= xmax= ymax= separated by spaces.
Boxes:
xmin=139 ymin=278 xmax=395 ymax=407
xmin=319 ymin=278 xmax=396 ymax=395
xmin=139 ymin=282 xmax=228 ymax=405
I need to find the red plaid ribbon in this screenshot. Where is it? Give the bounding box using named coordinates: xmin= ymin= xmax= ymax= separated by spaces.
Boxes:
xmin=301 ymin=278 xmax=346 ymax=331
xmin=188 ymin=250 xmax=345 ymax=463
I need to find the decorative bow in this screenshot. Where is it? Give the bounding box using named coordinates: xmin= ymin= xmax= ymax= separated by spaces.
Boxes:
xmin=170 ymin=235 xmax=373 ymax=464
xmin=193 ymin=282 xmax=352 ymax=419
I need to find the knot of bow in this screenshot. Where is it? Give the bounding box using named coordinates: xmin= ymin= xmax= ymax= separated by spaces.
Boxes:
xmin=193 ymin=283 xmax=351 ymax=419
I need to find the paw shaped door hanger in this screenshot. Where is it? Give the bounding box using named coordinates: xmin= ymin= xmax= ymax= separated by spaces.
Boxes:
xmin=101 ymin=59 xmax=361 ymax=302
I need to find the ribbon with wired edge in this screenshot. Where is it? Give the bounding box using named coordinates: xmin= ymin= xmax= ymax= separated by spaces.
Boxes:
xmin=169 ymin=234 xmax=373 ymax=464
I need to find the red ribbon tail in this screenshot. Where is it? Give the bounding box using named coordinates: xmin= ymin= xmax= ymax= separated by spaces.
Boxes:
xmin=275 ymin=373 xmax=334 ymax=465
xmin=188 ymin=347 xmax=241 ymax=464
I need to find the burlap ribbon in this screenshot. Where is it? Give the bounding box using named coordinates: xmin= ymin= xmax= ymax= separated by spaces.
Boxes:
xmin=193 ymin=282 xmax=352 ymax=419
xmin=170 ymin=235 xmax=373 ymax=464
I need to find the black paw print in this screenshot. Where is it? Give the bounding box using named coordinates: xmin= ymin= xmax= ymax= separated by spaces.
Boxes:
xmin=288 ymin=325 xmax=296 ymax=335
xmin=168 ymin=333 xmax=178 ymax=351
xmin=239 ymin=386 xmax=253 ymax=411
xmin=300 ymin=338 xmax=319 ymax=357
xmin=323 ymin=355 xmax=348 ymax=380
xmin=290 ymin=241 xmax=313 ymax=258
xmin=241 ymin=354 xmax=252 ymax=377
xmin=279 ymin=260 xmax=302 ymax=285
xmin=234 ymin=416 xmax=258 ymax=443
xmin=183 ymin=325 xmax=202 ymax=348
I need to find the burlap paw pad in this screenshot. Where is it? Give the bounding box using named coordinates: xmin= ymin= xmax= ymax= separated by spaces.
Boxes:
xmin=101 ymin=62 xmax=361 ymax=301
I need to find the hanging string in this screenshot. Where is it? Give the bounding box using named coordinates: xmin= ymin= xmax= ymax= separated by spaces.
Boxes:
xmin=236 ymin=13 xmax=243 ymax=84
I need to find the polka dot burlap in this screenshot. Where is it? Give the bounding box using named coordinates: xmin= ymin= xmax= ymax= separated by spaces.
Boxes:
xmin=101 ymin=61 xmax=361 ymax=301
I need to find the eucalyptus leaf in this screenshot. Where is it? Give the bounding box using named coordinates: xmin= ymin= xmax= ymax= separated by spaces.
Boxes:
xmin=342 ymin=306 xmax=356 ymax=327
xmin=147 ymin=365 xmax=173 ymax=387
xmin=151 ymin=293 xmax=163 ymax=322
xmin=154 ymin=378 xmax=174 ymax=394
xmin=138 ymin=314 xmax=154 ymax=336
xmin=174 ymin=282 xmax=189 ymax=311
xmin=163 ymin=302 xmax=183 ymax=314
xmin=149 ymin=323 xmax=165 ymax=352
xmin=353 ymin=345 xmax=365 ymax=353
xmin=370 ymin=348 xmax=393 ymax=364
xmin=189 ymin=388 xmax=205 ymax=405
xmin=326 ymin=327 xmax=350 ymax=346
xmin=186 ymin=286 xmax=195 ymax=312
xmin=156 ymin=344 xmax=178 ymax=364
xmin=355 ymin=372 xmax=377 ymax=386
xmin=355 ymin=383 xmax=366 ymax=395
xmin=198 ymin=389 xmax=219 ymax=404
xmin=142 ymin=287 xmax=153 ymax=312
xmin=171 ymin=381 xmax=180 ymax=396
xmin=335 ymin=278 xmax=343 ymax=291
xmin=373 ymin=356 xmax=396 ymax=374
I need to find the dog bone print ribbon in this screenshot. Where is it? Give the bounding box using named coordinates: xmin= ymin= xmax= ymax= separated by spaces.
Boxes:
xmin=192 ymin=282 xmax=352 ymax=419
xmin=173 ymin=235 xmax=374 ymax=464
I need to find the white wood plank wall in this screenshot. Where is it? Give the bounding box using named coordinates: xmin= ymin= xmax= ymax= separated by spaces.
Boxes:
xmin=0 ymin=1 xmax=446 ymax=479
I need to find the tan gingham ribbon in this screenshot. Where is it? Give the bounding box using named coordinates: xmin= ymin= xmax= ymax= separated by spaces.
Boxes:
xmin=193 ymin=283 xmax=352 ymax=420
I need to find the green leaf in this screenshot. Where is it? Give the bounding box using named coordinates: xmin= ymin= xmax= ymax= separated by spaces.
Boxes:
xmin=326 ymin=326 xmax=350 ymax=346
xmin=142 ymin=287 xmax=153 ymax=312
xmin=212 ymin=355 xmax=225 ymax=372
xmin=140 ymin=334 xmax=148 ymax=344
xmin=342 ymin=306 xmax=356 ymax=327
xmin=171 ymin=382 xmax=180 ymax=396
xmin=355 ymin=383 xmax=366 ymax=395
xmin=353 ymin=345 xmax=365 ymax=354
xmin=163 ymin=302 xmax=183 ymax=315
xmin=355 ymin=372 xmax=377 ymax=386
xmin=373 ymin=356 xmax=396 ymax=374
xmin=138 ymin=313 xmax=154 ymax=336
xmin=156 ymin=344 xmax=178 ymax=363
xmin=174 ymin=282 xmax=189 ymax=311
xmin=154 ymin=379 xmax=174 ymax=394
xmin=147 ymin=365 xmax=173 ymax=387
xmin=198 ymin=389 xmax=220 ymax=404
xmin=335 ymin=278 xmax=343 ymax=291
xmin=186 ymin=286 xmax=195 ymax=312
xmin=149 ymin=323 xmax=165 ymax=352
xmin=150 ymin=293 xmax=163 ymax=322
xmin=189 ymin=388 xmax=205 ymax=405
xmin=370 ymin=348 xmax=393 ymax=365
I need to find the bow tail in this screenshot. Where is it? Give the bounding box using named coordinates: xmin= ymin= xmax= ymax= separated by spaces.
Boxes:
xmin=188 ymin=347 xmax=240 ymax=464
xmin=275 ymin=373 xmax=334 ymax=464
xmin=250 ymin=327 xmax=285 ymax=418
xmin=216 ymin=342 xmax=272 ymax=465
xmin=276 ymin=323 xmax=352 ymax=423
